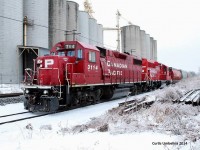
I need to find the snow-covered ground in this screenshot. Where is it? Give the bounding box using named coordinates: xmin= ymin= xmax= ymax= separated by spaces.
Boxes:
xmin=0 ymin=84 xmax=23 ymax=94
xmin=0 ymin=77 xmax=200 ymax=150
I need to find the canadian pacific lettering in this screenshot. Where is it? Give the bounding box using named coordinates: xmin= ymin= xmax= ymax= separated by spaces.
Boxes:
xmin=106 ymin=61 xmax=128 ymax=69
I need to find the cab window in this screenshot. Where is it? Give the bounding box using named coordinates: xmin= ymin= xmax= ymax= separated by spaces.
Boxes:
xmin=77 ymin=49 xmax=83 ymax=59
xmin=58 ymin=51 xmax=65 ymax=56
xmin=67 ymin=50 xmax=75 ymax=57
xmin=89 ymin=51 xmax=96 ymax=62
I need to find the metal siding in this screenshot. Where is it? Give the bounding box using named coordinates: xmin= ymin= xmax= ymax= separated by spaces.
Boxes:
xmin=150 ymin=37 xmax=154 ymax=60
xmin=121 ymin=25 xmax=141 ymax=57
xmin=0 ymin=0 xmax=23 ymax=83
xmin=66 ymin=1 xmax=79 ymax=41
xmin=121 ymin=26 xmax=134 ymax=54
xmin=145 ymin=34 xmax=151 ymax=60
xmin=77 ymin=11 xmax=89 ymax=44
xmin=97 ymin=24 xmax=104 ymax=47
xmin=39 ymin=48 xmax=50 ymax=56
xmin=154 ymin=40 xmax=157 ymax=60
xmin=49 ymin=0 xmax=67 ymax=48
xmin=140 ymin=30 xmax=146 ymax=58
xmin=135 ymin=26 xmax=141 ymax=57
xmin=23 ymin=0 xmax=49 ymax=48
xmin=89 ymin=18 xmax=98 ymax=46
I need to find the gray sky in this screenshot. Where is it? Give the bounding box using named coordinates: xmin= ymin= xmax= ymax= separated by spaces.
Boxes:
xmin=74 ymin=0 xmax=200 ymax=73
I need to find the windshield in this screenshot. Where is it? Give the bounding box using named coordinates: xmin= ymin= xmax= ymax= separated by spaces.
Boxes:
xmin=57 ymin=50 xmax=75 ymax=57
xmin=67 ymin=50 xmax=75 ymax=56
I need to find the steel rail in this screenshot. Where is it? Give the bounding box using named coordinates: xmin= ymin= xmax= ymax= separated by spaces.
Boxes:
xmin=0 ymin=93 xmax=23 ymax=98
xmin=0 ymin=111 xmax=29 ymax=118
xmin=0 ymin=113 xmax=50 ymax=125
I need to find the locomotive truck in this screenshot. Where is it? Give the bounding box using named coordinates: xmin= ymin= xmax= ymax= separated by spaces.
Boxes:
xmin=23 ymin=41 xmax=185 ymax=112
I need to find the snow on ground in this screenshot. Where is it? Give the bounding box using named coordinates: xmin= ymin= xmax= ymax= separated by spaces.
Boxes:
xmin=0 ymin=84 xmax=23 ymax=94
xmin=0 ymin=84 xmax=24 ymax=106
xmin=0 ymin=76 xmax=200 ymax=150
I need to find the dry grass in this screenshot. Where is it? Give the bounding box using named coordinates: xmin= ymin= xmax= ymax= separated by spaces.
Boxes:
xmin=57 ymin=77 xmax=200 ymax=142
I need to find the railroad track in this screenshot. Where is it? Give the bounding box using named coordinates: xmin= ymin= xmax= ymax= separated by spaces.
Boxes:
xmin=0 ymin=89 xmax=150 ymax=125
xmin=0 ymin=97 xmax=122 ymax=125
xmin=0 ymin=111 xmax=29 ymax=118
xmin=118 ymin=95 xmax=155 ymax=113
xmin=0 ymin=97 xmax=125 ymax=126
xmin=0 ymin=93 xmax=23 ymax=98
xmin=0 ymin=111 xmax=50 ymax=125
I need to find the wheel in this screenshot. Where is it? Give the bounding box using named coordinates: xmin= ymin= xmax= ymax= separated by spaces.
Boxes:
xmin=102 ymin=87 xmax=114 ymax=99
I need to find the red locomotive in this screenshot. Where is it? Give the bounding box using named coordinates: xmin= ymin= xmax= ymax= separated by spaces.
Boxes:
xmin=23 ymin=41 xmax=186 ymax=112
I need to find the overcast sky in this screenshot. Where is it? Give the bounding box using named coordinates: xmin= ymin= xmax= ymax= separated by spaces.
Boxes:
xmin=73 ymin=0 xmax=200 ymax=73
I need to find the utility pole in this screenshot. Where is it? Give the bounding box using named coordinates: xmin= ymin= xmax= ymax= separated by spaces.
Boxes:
xmin=116 ymin=10 xmax=121 ymax=52
xmin=103 ymin=10 xmax=121 ymax=52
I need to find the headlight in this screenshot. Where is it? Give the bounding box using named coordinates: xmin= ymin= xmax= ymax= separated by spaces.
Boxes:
xmin=37 ymin=59 xmax=43 ymax=64
xmin=43 ymin=90 xmax=48 ymax=95
xmin=25 ymin=89 xmax=29 ymax=94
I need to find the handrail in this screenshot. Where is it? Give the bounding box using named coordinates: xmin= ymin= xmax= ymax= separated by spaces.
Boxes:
xmin=24 ymin=68 xmax=35 ymax=85
xmin=66 ymin=63 xmax=74 ymax=87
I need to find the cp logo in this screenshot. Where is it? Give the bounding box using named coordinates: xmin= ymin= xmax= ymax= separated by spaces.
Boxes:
xmin=45 ymin=59 xmax=54 ymax=68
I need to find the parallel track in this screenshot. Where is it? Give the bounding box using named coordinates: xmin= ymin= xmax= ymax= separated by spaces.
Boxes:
xmin=0 ymin=111 xmax=29 ymax=118
xmin=0 ymin=91 xmax=129 ymax=126
xmin=0 ymin=93 xmax=23 ymax=98
xmin=0 ymin=112 xmax=50 ymax=125
xmin=0 ymin=88 xmax=152 ymax=125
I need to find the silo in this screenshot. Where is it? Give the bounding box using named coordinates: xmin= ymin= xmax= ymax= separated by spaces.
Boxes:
xmin=89 ymin=18 xmax=98 ymax=46
xmin=135 ymin=26 xmax=141 ymax=57
xmin=145 ymin=34 xmax=151 ymax=60
xmin=23 ymin=0 xmax=48 ymax=48
xmin=0 ymin=0 xmax=23 ymax=83
xmin=97 ymin=24 xmax=103 ymax=47
xmin=77 ymin=11 xmax=89 ymax=44
xmin=150 ymin=37 xmax=154 ymax=60
xmin=121 ymin=25 xmax=141 ymax=57
xmin=66 ymin=1 xmax=79 ymax=41
xmin=153 ymin=40 xmax=157 ymax=60
xmin=140 ymin=30 xmax=146 ymax=58
xmin=49 ymin=0 xmax=67 ymax=48
xmin=121 ymin=25 xmax=136 ymax=55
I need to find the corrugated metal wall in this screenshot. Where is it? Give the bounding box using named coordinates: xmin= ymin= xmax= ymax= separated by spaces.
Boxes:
xmin=66 ymin=1 xmax=79 ymax=41
xmin=121 ymin=25 xmax=141 ymax=57
xmin=89 ymin=18 xmax=98 ymax=46
xmin=77 ymin=11 xmax=90 ymax=44
xmin=97 ymin=24 xmax=104 ymax=47
xmin=23 ymin=0 xmax=49 ymax=48
xmin=0 ymin=0 xmax=23 ymax=83
xmin=140 ymin=30 xmax=146 ymax=58
xmin=145 ymin=34 xmax=151 ymax=60
xmin=121 ymin=25 xmax=157 ymax=60
xmin=49 ymin=0 xmax=67 ymax=48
